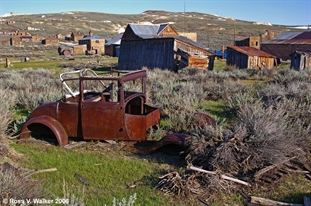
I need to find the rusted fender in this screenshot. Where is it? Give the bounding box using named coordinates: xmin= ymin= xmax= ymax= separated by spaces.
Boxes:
xmin=125 ymin=133 xmax=193 ymax=154
xmin=20 ymin=115 xmax=68 ymax=146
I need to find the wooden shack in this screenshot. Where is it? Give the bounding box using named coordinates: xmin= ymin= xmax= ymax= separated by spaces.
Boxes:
xmin=227 ymin=46 xmax=275 ymax=69
xmin=118 ymin=23 xmax=214 ymax=71
xmin=290 ymin=51 xmax=311 ymax=71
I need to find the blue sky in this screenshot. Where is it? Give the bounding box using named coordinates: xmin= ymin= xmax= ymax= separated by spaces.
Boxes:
xmin=0 ymin=0 xmax=310 ymax=26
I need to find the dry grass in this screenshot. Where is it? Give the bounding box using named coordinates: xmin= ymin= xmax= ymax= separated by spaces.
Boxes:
xmin=0 ymin=169 xmax=45 ymax=202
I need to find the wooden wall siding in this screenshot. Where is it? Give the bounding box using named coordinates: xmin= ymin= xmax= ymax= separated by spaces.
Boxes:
xmin=105 ymin=45 xmax=114 ymax=56
xmin=118 ymin=39 xmax=175 ymax=70
xmin=248 ymin=56 xmax=274 ymax=69
xmin=227 ymin=48 xmax=248 ymax=69
xmin=159 ymin=25 xmax=178 ymax=36
xmin=188 ymin=56 xmax=209 ymax=69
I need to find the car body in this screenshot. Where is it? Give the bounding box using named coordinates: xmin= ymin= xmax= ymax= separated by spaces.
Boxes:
xmin=20 ymin=69 xmax=160 ymax=146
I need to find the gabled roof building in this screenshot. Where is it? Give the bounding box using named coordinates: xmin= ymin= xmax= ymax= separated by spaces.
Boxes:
xmin=118 ymin=23 xmax=214 ymax=71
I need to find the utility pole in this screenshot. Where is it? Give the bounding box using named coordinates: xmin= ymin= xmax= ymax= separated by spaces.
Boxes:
xmin=183 ymin=0 xmax=186 ymax=32
xmin=233 ymin=21 xmax=236 ymax=46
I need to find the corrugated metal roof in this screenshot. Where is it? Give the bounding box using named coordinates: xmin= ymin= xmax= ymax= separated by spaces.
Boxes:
xmin=129 ymin=23 xmax=168 ymax=39
xmin=79 ymin=35 xmax=104 ymax=40
xmin=272 ymin=31 xmax=303 ymax=40
xmin=105 ymin=34 xmax=122 ymax=45
xmin=228 ymin=46 xmax=275 ymax=57
xmin=261 ymin=31 xmax=311 ymax=44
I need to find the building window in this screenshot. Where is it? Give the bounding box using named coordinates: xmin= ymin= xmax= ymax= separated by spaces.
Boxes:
xmin=96 ymin=40 xmax=99 ymax=43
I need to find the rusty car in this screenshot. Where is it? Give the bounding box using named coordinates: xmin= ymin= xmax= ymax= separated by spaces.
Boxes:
xmin=19 ymin=69 xmax=192 ymax=153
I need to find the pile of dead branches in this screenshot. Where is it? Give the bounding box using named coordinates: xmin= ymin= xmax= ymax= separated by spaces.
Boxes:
xmin=156 ymin=100 xmax=311 ymax=201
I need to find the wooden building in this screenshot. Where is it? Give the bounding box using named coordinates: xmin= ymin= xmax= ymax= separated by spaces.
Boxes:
xmin=290 ymin=51 xmax=311 ymax=71
xmin=78 ymin=35 xmax=106 ymax=55
xmin=227 ymin=46 xmax=276 ymax=69
xmin=42 ymin=36 xmax=59 ymax=45
xmin=71 ymin=31 xmax=84 ymax=42
xmin=261 ymin=31 xmax=311 ymax=61
xmin=235 ymin=36 xmax=260 ymax=49
xmin=118 ymin=23 xmax=214 ymax=71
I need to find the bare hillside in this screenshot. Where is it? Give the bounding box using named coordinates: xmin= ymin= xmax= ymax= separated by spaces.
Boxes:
xmin=0 ymin=10 xmax=306 ymax=49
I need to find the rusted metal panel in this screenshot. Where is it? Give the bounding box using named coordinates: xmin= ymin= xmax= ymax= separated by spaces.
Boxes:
xmin=20 ymin=115 xmax=68 ymax=146
xmin=124 ymin=133 xmax=193 ymax=154
xmin=228 ymin=46 xmax=275 ymax=58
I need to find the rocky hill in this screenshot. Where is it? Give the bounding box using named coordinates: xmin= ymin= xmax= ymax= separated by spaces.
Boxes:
xmin=0 ymin=10 xmax=307 ymax=49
